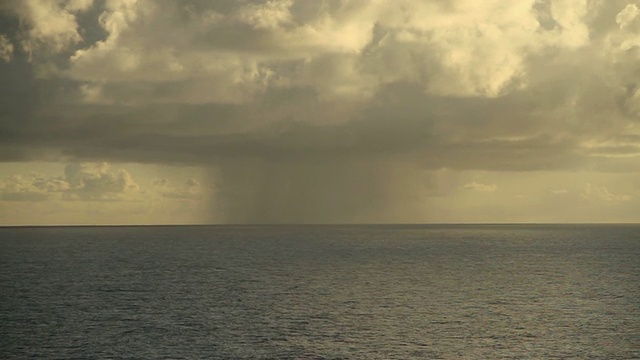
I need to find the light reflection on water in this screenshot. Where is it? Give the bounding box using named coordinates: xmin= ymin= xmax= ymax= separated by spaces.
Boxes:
xmin=1 ymin=225 xmax=638 ymax=359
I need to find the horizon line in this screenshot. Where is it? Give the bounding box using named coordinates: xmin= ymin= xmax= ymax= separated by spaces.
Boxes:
xmin=1 ymin=222 xmax=639 ymax=228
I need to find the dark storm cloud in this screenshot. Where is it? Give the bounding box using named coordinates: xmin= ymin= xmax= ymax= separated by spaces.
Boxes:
xmin=0 ymin=81 xmax=585 ymax=171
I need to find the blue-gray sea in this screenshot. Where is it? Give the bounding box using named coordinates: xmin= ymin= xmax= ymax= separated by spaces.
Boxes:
xmin=1 ymin=224 xmax=638 ymax=359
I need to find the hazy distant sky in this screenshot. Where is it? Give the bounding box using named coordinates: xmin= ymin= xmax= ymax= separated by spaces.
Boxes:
xmin=1 ymin=0 xmax=639 ymax=224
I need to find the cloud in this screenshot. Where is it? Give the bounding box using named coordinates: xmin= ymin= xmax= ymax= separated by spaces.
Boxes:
xmin=0 ymin=34 xmax=13 ymax=62
xmin=2 ymin=1 xmax=634 ymax=101
xmin=0 ymin=173 xmax=68 ymax=201
xmin=580 ymin=183 xmax=631 ymax=202
xmin=63 ymin=162 xmax=139 ymax=200
xmin=616 ymin=3 xmax=640 ymax=31
xmin=6 ymin=0 xmax=615 ymax=102
xmin=1 ymin=0 xmax=92 ymax=58
xmin=237 ymin=0 xmax=293 ymax=30
xmin=463 ymin=182 xmax=497 ymax=192
xmin=153 ymin=177 xmax=203 ymax=200
xmin=0 ymin=162 xmax=140 ymax=201
xmin=1 ymin=1 xmax=639 ymax=223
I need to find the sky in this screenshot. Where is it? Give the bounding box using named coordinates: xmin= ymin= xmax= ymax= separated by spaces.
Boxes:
xmin=0 ymin=0 xmax=639 ymax=225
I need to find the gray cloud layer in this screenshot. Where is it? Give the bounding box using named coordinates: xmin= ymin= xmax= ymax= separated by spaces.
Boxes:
xmin=1 ymin=0 xmax=639 ymax=222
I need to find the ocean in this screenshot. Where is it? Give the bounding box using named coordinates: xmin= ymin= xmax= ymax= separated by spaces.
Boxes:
xmin=1 ymin=224 xmax=638 ymax=359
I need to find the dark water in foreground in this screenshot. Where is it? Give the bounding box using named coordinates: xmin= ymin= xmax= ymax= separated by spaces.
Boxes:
xmin=1 ymin=225 xmax=638 ymax=359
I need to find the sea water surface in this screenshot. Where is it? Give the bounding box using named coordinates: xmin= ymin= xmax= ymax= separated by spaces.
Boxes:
xmin=1 ymin=224 xmax=638 ymax=359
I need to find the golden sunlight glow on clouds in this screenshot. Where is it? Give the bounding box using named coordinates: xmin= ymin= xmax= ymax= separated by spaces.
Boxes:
xmin=0 ymin=0 xmax=638 ymax=224
xmin=0 ymin=162 xmax=209 ymax=225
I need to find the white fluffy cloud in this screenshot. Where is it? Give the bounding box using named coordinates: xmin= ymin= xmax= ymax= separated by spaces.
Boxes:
xmin=50 ymin=0 xmax=632 ymax=102
xmin=0 ymin=162 xmax=209 ymax=204
xmin=581 ymin=182 xmax=631 ymax=202
xmin=63 ymin=162 xmax=139 ymax=200
xmin=463 ymin=182 xmax=498 ymax=192
xmin=0 ymin=173 xmax=68 ymax=201
xmin=2 ymin=0 xmax=92 ymax=57
xmin=2 ymin=0 xmax=635 ymax=106
xmin=0 ymin=162 xmax=140 ymax=201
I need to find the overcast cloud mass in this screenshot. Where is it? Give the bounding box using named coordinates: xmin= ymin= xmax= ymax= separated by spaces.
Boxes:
xmin=0 ymin=0 xmax=639 ymax=224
